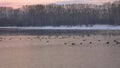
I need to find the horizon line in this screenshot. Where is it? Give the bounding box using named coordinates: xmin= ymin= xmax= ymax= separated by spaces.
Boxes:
xmin=0 ymin=2 xmax=115 ymax=9
xmin=0 ymin=0 xmax=117 ymax=9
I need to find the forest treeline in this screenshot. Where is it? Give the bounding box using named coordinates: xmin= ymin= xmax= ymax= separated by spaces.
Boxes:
xmin=0 ymin=1 xmax=120 ymax=26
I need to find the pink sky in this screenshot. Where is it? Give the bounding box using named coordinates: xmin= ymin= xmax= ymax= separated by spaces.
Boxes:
xmin=0 ymin=0 xmax=116 ymax=8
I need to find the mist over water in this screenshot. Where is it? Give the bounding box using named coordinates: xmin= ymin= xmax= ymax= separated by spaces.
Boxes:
xmin=0 ymin=25 xmax=120 ymax=30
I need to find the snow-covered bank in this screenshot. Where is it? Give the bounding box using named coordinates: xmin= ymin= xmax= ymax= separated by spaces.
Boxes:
xmin=0 ymin=25 xmax=120 ymax=30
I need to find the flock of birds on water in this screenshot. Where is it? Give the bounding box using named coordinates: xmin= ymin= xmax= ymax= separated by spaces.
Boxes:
xmin=0 ymin=35 xmax=120 ymax=46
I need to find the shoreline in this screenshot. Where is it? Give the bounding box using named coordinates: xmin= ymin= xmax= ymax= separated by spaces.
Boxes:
xmin=0 ymin=29 xmax=120 ymax=35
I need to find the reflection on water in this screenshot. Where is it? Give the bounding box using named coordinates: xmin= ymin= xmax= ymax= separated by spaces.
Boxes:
xmin=0 ymin=36 xmax=120 ymax=68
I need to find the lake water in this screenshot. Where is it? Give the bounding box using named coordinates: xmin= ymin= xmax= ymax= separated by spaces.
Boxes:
xmin=0 ymin=35 xmax=120 ymax=68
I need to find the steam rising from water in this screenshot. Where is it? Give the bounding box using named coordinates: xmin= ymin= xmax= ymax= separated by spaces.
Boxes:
xmin=0 ymin=25 xmax=120 ymax=30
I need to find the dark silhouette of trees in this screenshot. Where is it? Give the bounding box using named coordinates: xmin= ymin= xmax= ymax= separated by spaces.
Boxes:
xmin=0 ymin=1 xmax=120 ymax=26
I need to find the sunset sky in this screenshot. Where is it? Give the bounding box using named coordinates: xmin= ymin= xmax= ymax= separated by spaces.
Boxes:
xmin=0 ymin=0 xmax=117 ymax=8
